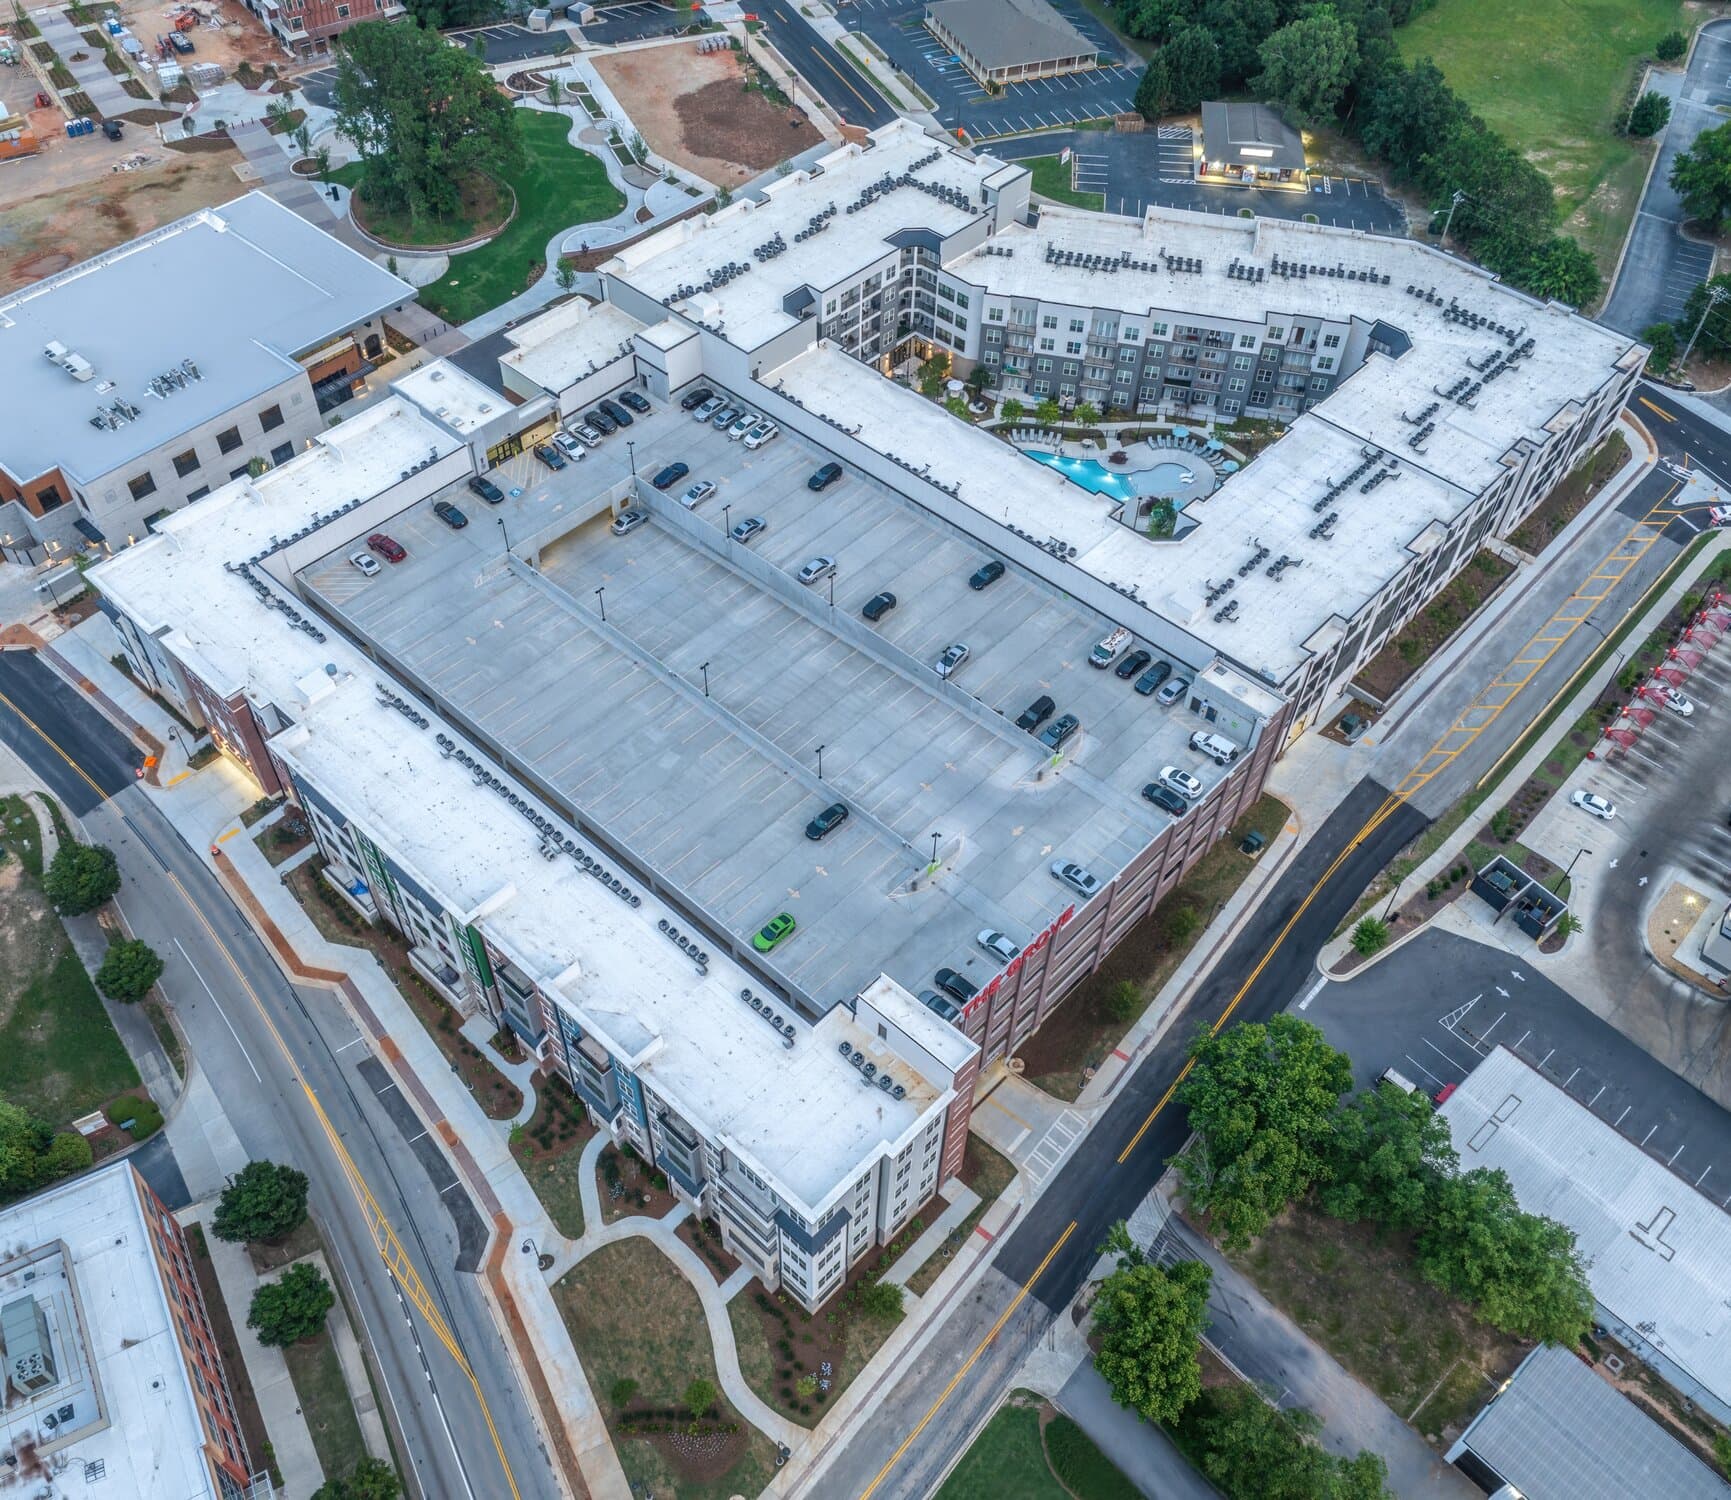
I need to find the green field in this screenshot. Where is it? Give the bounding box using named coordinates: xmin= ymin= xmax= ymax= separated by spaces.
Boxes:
xmin=935 ymin=1394 xmax=1141 ymax=1499
xmin=1397 ymin=0 xmax=1687 ymax=275
xmin=1024 ymin=154 xmax=1105 ymax=212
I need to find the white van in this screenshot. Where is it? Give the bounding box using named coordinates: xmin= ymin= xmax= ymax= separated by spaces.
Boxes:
xmin=1378 ymin=1067 xmax=1421 ymax=1096
xmin=1089 ymin=626 xmax=1131 ymax=668
xmin=1189 ymin=730 xmax=1239 ymax=765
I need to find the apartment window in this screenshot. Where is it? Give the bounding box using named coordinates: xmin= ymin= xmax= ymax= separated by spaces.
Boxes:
xmin=1310 ymin=376 xmax=1330 ymax=391
xmin=1317 ymin=356 xmax=1335 ymax=371
xmin=956 ymin=292 xmax=969 ymax=309
xmin=1267 ymin=327 xmax=1284 ymax=342
xmin=1035 ymin=358 xmax=1052 ymax=373
xmin=258 ymin=403 xmax=285 ymax=432
xmin=1038 ymin=337 xmax=1054 ymax=351
xmin=1238 ymin=334 xmax=1257 ymax=348
xmin=1323 ymin=333 xmax=1341 ymax=349
xmin=271 ymin=441 xmax=294 ymax=466
xmin=1040 ymin=314 xmax=1057 ymax=329
xmin=172 ymin=449 xmax=199 ymax=478
xmin=187 ymin=486 xmax=210 ymax=502
xmin=1228 ymin=377 xmax=1246 ymax=392
xmin=1118 ymin=348 xmax=1137 ymax=364
xmin=1149 ymin=321 xmax=1168 ymax=337
xmin=1115 ymin=369 xmax=1133 ymax=385
xmin=1122 ymin=325 xmax=1139 ymax=341
xmin=1232 ymin=354 xmax=1252 ymax=371
xmin=987 ymin=306 xmax=1004 ymax=322
xmin=127 ymin=471 xmax=157 ymax=501
xmin=937 ymin=283 xmax=955 ymax=301
xmin=824 ymin=299 xmax=837 ymax=315
xmin=1031 ymin=380 xmax=1050 ymax=395
xmin=229 ymin=464 xmax=251 ymax=481
xmin=953 ymin=315 xmax=967 ymax=331
xmin=1065 ymin=340 xmax=1081 ymax=355
xmin=1068 ymin=318 xmax=1084 ymax=333
xmin=215 ymin=426 xmax=242 ymax=455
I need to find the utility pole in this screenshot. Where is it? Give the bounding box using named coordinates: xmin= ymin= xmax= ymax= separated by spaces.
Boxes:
xmin=1439 ymin=190 xmax=1468 ymax=250
xmin=1680 ymin=284 xmax=1728 ymax=368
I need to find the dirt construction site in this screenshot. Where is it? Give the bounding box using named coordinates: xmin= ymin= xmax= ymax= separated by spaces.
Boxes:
xmin=121 ymin=0 xmax=285 ymax=78
xmin=591 ymin=40 xmax=823 ymax=187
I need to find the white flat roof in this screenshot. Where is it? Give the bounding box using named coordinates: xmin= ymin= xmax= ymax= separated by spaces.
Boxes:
xmin=1440 ymin=1047 xmax=1731 ymax=1409
xmin=498 ymin=296 xmax=644 ymax=393
xmin=392 ymin=359 xmax=515 ymax=437
xmin=0 ymin=1163 xmax=226 ymax=1498
xmin=93 ymin=429 xmax=968 ymax=1214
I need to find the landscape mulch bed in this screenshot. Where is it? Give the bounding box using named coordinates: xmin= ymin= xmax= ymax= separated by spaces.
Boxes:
xmin=1352 ymin=550 xmax=1514 ymax=703
xmin=597 ymin=1142 xmax=678 ymax=1222
xmin=1508 ymin=433 xmax=1625 ymax=556
xmin=675 ymin=1215 xmax=740 ymax=1283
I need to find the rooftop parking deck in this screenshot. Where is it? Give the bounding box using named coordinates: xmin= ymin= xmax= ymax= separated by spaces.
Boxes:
xmin=300 ymin=396 xmax=1236 ymax=1010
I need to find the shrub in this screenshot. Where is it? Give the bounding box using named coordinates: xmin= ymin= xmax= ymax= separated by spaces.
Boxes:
xmin=43 ymin=841 xmax=119 ymax=914
xmin=247 ymin=1263 xmax=335 ymax=1347
xmin=856 ymin=1279 xmax=903 ymax=1321
xmin=683 ymin=1377 xmax=717 ymax=1417
xmin=608 ymin=1377 xmax=637 ymax=1409
xmin=1351 ymin=917 xmax=1390 ymax=956
xmin=1626 ymin=91 xmax=1672 ymax=138
xmin=1656 ymin=29 xmax=1687 ymax=62
xmin=1165 ymin=907 xmax=1200 ymax=944
xmin=1489 ymin=807 xmax=1515 ymax=840
xmin=1642 ymin=322 xmax=1678 ymax=372
xmin=1105 ymin=980 xmax=1141 ymax=1022
xmin=96 ymin=938 xmax=164 ymax=1003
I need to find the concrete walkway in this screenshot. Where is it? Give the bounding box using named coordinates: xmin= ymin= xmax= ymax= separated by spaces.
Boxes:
xmin=33 ymin=7 xmax=132 ymax=117
xmin=459 ymin=1014 xmax=539 ymax=1127
xmin=880 ymin=1183 xmax=980 ymax=1288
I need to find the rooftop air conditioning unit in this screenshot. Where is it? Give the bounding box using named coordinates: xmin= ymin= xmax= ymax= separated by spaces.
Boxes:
xmin=62 ymin=354 xmax=95 ymax=382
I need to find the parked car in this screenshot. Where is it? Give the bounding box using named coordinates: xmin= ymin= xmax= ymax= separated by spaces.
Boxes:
xmin=709 ymin=406 xmax=740 ymax=430
xmin=587 ymin=407 xmax=618 ymax=434
xmin=1570 ymin=789 xmax=1617 ymax=820
xmin=1142 ymin=782 xmax=1189 ymax=815
xmin=808 ymin=462 xmax=844 ymax=491
xmin=920 ymin=990 xmax=961 ymax=1022
xmin=600 ymin=398 xmax=634 ymax=428
xmin=805 ymin=802 xmax=849 ymax=840
xmin=1710 ymin=502 xmax=1731 ymax=527
xmin=969 ymin=559 xmax=1005 ymax=591
xmin=349 ymin=550 xmax=381 ymax=577
xmin=680 ymin=386 xmax=715 ymax=411
xmin=1089 ymin=626 xmax=1130 ymax=668
xmin=553 ymin=431 xmax=586 ymax=462
xmin=977 ymin=930 xmax=1021 ymax=964
xmin=1158 ymin=765 xmax=1203 ymax=800
xmin=727 ymin=411 xmax=758 ymax=440
xmin=1660 ymin=686 xmax=1695 ymax=717
xmin=618 ymin=390 xmax=651 ymax=414
xmin=1049 ymin=860 xmax=1101 ymax=898
xmin=679 ymin=480 xmax=716 ymax=509
xmin=1156 ymin=676 xmax=1190 ymax=706
xmin=534 ymin=444 xmax=567 ymax=470
xmin=935 ymin=642 xmax=970 ymax=678
xmin=1134 ymin=660 xmax=1172 ymax=696
xmin=568 ymin=422 xmax=603 ymax=448
xmin=1016 ymin=695 xmax=1055 ymax=731
xmin=743 ymin=421 xmax=779 ymax=450
xmin=367 ymin=533 xmax=406 ymax=563
xmin=862 ymin=591 xmax=897 ymax=622
xmin=468 ymin=475 xmax=505 ymax=504
xmin=1190 ymin=731 xmax=1239 ymax=765
xmin=934 ymin=967 xmax=978 ymax=1002
xmin=798 ymin=556 xmax=837 ymax=585
xmin=693 ymin=396 xmax=726 ymax=422
xmin=651 ymin=462 xmax=690 ymax=491
xmin=730 ymin=515 xmax=766 ymax=544
xmin=610 ymin=508 xmax=648 ymax=536
xmin=751 ymin=912 xmax=797 ymax=953
xmin=1114 ymin=648 xmax=1152 ymax=680
xmin=1038 ymin=713 xmax=1080 ymax=750
xmin=432 ymin=500 xmax=468 ymax=529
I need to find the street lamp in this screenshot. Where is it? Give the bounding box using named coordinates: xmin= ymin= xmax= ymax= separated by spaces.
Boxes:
xmin=700 ymin=660 xmax=710 ymax=697
xmin=722 ymin=502 xmax=733 ymax=541
xmin=930 ymin=832 xmax=942 ymax=869
xmin=816 ymin=744 xmax=825 ymax=779
xmin=1556 ymin=847 xmax=1591 ymax=894
xmin=497 ymin=515 xmax=511 ymax=553
xmin=827 ymin=571 xmax=836 ymax=610
xmin=627 ymin=438 xmax=637 ymax=478
xmin=594 ymin=586 xmax=606 ymax=622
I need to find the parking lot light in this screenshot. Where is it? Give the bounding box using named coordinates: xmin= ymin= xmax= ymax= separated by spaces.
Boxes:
xmin=930 ymin=831 xmax=942 ymax=871
xmin=817 ymin=744 xmax=825 ymax=779
xmin=595 ymin=586 xmax=606 ymax=623
xmin=701 ymin=661 xmax=710 ymax=697
xmin=1556 ymin=847 xmax=1591 ymax=894
xmin=627 ymin=439 xmax=636 ymax=478
xmin=722 ymin=502 xmax=732 ymax=540
xmin=497 ymin=515 xmax=510 ymax=553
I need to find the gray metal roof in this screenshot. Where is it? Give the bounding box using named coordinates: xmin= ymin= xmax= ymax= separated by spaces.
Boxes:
xmin=923 ymin=0 xmax=1096 ymax=71
xmin=0 ymin=191 xmax=412 ymax=487
xmin=1454 ymin=1344 xmax=1731 ymax=1499
xmin=1200 ymin=101 xmax=1307 ymax=172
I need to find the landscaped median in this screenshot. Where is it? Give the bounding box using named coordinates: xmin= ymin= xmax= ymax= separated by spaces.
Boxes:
xmin=935 ymin=1390 xmax=1142 ymax=1499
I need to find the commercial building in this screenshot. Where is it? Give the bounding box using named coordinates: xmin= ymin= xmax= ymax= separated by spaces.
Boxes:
xmin=0 ymin=192 xmax=411 ymax=565
xmin=923 ymin=0 xmax=1098 ymax=85
xmin=239 ymin=0 xmax=405 ymax=59
xmin=92 ymin=121 xmax=1640 ymax=1303
xmin=1439 ymin=1046 xmax=1731 ymax=1424
xmin=1199 ymin=101 xmax=1307 ymax=185
xmin=1446 ymin=1343 xmax=1731 ymax=1499
xmin=0 ymin=1161 xmax=267 ymax=1498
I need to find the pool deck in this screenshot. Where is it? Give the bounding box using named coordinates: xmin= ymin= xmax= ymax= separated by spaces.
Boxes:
xmin=1024 ymin=448 xmax=1220 ymax=508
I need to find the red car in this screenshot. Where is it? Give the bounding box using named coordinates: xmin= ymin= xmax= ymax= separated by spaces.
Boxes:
xmin=367 ymin=533 xmax=406 ymax=563
xmin=1433 ymin=1082 xmax=1457 ymax=1106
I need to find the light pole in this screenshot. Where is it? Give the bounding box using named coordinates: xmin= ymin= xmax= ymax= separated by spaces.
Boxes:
xmin=827 ymin=571 xmax=836 ymax=610
xmin=816 ymin=744 xmax=825 ymax=779
xmin=722 ymin=502 xmax=733 ymax=541
xmin=497 ymin=515 xmax=510 ymax=553
xmin=1681 ymin=284 xmax=1728 ymax=368
xmin=700 ymin=660 xmax=710 ymax=697
xmin=1439 ymin=189 xmax=1468 ymax=249
xmin=1577 ymin=614 xmax=1626 ymax=680
xmin=626 ymin=438 xmax=637 ymax=478
xmin=930 ymin=832 xmax=941 ymax=870
xmin=594 ymin=586 xmax=606 ymax=622
xmin=1381 ymin=875 xmax=1403 ymax=923
xmin=1557 ymin=847 xmax=1591 ymax=894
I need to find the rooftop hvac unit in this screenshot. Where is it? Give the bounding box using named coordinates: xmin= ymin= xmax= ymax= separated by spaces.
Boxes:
xmin=42 ymin=340 xmax=68 ymax=363
xmin=62 ymin=353 xmax=95 ymax=382
xmin=1 ymin=1297 xmax=56 ymax=1397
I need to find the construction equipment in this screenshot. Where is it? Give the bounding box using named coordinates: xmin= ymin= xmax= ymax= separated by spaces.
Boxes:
xmin=171 ymin=8 xmax=198 ymax=30
xmin=0 ymin=112 xmax=38 ymax=161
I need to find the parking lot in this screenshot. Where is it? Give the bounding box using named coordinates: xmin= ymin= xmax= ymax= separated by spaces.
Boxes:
xmin=576 ymin=0 xmax=690 ymax=46
xmin=846 ymin=0 xmax=1141 ymax=136
xmin=1300 ymin=930 xmax=1731 ymax=1209
xmin=299 ymin=389 xmax=1233 ymax=1010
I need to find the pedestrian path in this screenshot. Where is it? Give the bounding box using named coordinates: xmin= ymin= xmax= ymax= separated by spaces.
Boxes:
xmin=459 ymin=1013 xmax=539 ymax=1127
xmin=33 ymin=7 xmax=132 ymax=116
xmin=879 ymin=1182 xmax=979 ymax=1288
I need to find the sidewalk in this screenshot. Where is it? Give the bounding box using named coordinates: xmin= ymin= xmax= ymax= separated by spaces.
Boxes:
xmin=43 ymin=613 xmax=196 ymax=783
xmin=879 ymin=1182 xmax=980 ymax=1289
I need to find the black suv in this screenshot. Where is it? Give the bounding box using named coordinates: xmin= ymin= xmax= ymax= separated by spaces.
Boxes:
xmin=618 ymin=390 xmax=651 ymax=414
xmin=934 ymin=967 xmax=978 ymax=1002
xmin=969 ymin=559 xmax=1006 ymax=591
xmin=600 ymin=398 xmax=634 ymax=428
xmin=1016 ymin=695 xmax=1055 ymax=731
xmin=587 ymin=407 xmax=617 ymax=434
xmin=805 ymin=802 xmax=849 ymax=840
xmin=679 ymin=386 xmax=714 ymax=411
xmin=808 ymin=462 xmax=844 ymax=492
xmin=467 ymin=475 xmax=505 ymax=504
xmin=862 ymin=591 xmax=897 ymax=622
xmin=1115 ymin=648 xmax=1153 ymax=680
xmin=1143 ymin=782 xmax=1190 ymax=815
xmin=1038 ymin=713 xmax=1079 ymax=750
xmin=651 ymin=462 xmax=690 ymax=491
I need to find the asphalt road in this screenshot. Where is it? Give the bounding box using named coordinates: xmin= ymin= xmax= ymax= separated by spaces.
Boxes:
xmin=756 ymin=0 xmax=898 ymax=130
xmin=0 ymin=656 xmax=559 ymax=1500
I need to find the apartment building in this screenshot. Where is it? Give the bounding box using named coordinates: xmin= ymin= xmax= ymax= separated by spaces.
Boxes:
xmin=0 ymin=192 xmax=410 ymax=565
xmin=0 ymin=1161 xmax=267 ymax=1498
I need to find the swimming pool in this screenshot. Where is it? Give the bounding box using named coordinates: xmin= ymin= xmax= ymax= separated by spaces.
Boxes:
xmin=1025 ymin=452 xmax=1212 ymax=504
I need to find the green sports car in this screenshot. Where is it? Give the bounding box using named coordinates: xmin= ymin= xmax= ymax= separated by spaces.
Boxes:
xmin=752 ymin=912 xmax=797 ymax=953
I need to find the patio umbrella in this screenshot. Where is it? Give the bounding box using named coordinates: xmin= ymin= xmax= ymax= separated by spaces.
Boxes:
xmin=1172 ymin=425 xmax=1190 ymax=439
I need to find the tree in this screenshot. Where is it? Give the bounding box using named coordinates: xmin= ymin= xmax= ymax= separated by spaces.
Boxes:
xmin=1656 ymin=28 xmax=1687 ymax=62
xmin=1417 ymin=1167 xmax=1594 ymax=1343
xmin=213 ymin=1159 xmax=311 ymax=1244
xmin=1626 ymin=90 xmax=1671 ymax=138
xmin=1357 ymin=58 xmax=1469 ymax=182
xmin=1116 ymin=0 xmax=1193 ymax=44
xmin=248 ymin=1263 xmax=335 ymax=1347
xmin=1320 ymin=1081 xmax=1457 ymax=1230
xmin=999 ymin=398 xmax=1025 ymax=426
xmin=1350 ymin=916 xmax=1389 ymax=956
xmin=1137 ymin=24 xmax=1221 ymax=119
xmin=683 ymin=1376 xmax=717 ymax=1417
xmin=555 ymin=261 xmax=577 ymax=294
xmin=1420 ymin=125 xmax=1555 ymax=243
xmin=1255 ymin=6 xmax=1358 ymax=127
xmin=1491 ymin=233 xmax=1601 ymax=308
xmin=857 ymin=1278 xmax=903 ymax=1320
xmin=918 ymin=351 xmax=952 ymax=396
xmin=95 ymin=938 xmax=163 ymax=1003
xmin=1106 ymin=979 xmax=1141 ymax=1022
xmin=0 ymin=1102 xmax=64 ymax=1196
xmin=1035 ymin=397 xmax=1062 ymax=427
xmin=1092 ymin=1257 xmax=1211 ymax=1423
xmin=1074 ymin=400 xmax=1100 ymax=427
xmin=1176 ymin=1016 xmax=1353 ymax=1248
xmin=1182 ymin=1385 xmax=1393 ymax=1498
xmin=545 ymin=74 xmax=561 ymax=108
xmin=43 ymin=840 xmax=119 ymax=915
xmin=1643 ymin=322 xmax=1678 ymax=371
xmin=1199 ymin=0 xmax=1278 ymax=87
xmin=1678 ymin=273 xmax=1731 ymax=361
xmin=1671 ymin=121 xmax=1731 ymax=230
xmin=313 ymin=1458 xmax=402 ymax=1500
xmin=332 ymin=21 xmax=523 ymax=227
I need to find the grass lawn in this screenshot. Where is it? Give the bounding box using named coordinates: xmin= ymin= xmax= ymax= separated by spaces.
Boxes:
xmin=1024 ymin=154 xmax=1105 ymax=212
xmin=905 ymin=1135 xmax=1015 ymax=1296
xmin=1012 ymin=794 xmax=1292 ymax=1099
xmin=0 ymin=797 xmax=140 ymax=1127
xmin=936 ymin=1391 xmax=1140 ymax=1499
xmin=554 ymin=1239 xmax=778 ymax=1499
xmin=1231 ymin=1201 xmax=1528 ymax=1446
xmin=415 ymin=110 xmax=624 ymax=324
xmin=281 ymin=1329 xmax=369 ymax=1480
xmin=513 ymin=1075 xmax=594 ymax=1239
xmin=1397 ymin=0 xmax=1687 ymax=277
